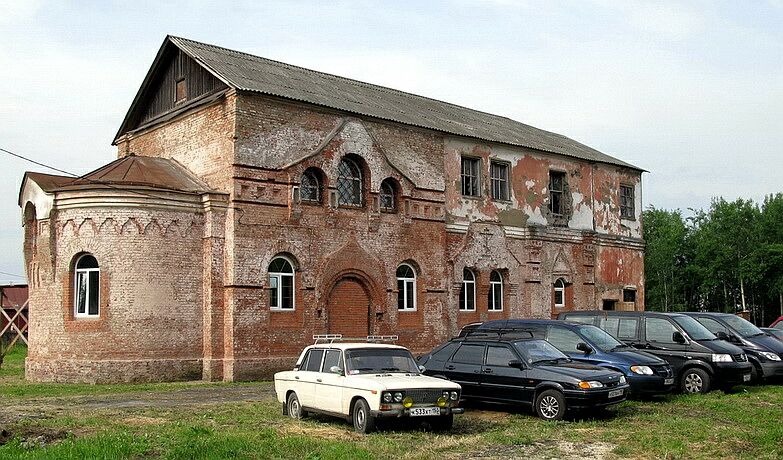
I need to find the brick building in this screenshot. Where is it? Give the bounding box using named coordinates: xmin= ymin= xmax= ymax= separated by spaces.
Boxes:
xmin=19 ymin=36 xmax=645 ymax=383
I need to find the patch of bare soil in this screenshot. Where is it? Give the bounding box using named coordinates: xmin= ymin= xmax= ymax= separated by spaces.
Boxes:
xmin=464 ymin=440 xmax=615 ymax=460
xmin=0 ymin=427 xmax=70 ymax=448
xmin=1 ymin=383 xmax=275 ymax=425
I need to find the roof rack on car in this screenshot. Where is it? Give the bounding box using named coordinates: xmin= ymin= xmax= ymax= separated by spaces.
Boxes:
xmin=463 ymin=329 xmax=535 ymax=340
xmin=312 ymin=334 xmax=399 ymax=344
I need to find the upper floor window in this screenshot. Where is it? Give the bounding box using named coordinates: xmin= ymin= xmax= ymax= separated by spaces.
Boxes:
xmin=620 ymin=184 xmax=635 ymax=219
xmin=380 ymin=179 xmax=396 ymax=212
xmin=300 ymin=169 xmax=321 ymax=203
xmin=490 ymin=161 xmax=509 ymax=201
xmin=74 ymin=254 xmax=100 ymax=317
xmin=459 ymin=268 xmax=476 ymax=311
xmin=175 ymin=78 xmax=187 ymax=103
xmin=396 ymin=264 xmax=416 ymax=310
xmin=269 ymin=256 xmax=295 ymax=310
xmin=337 ymin=158 xmax=362 ymax=206
xmin=461 ymin=157 xmax=480 ymax=197
xmin=549 ymin=171 xmax=566 ymax=216
xmin=488 ymin=270 xmax=503 ymax=311
xmin=623 ymin=288 xmax=637 ymax=303
xmin=553 ymin=278 xmax=566 ymax=308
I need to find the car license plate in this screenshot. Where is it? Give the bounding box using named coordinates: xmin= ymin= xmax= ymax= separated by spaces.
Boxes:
xmin=409 ymin=407 xmax=441 ymax=417
xmin=664 ymin=378 xmax=674 ymax=385
xmin=608 ymin=389 xmax=624 ymax=398
xmin=743 ymin=374 xmax=751 ymax=382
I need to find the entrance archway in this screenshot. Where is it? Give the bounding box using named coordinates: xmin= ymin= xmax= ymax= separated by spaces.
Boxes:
xmin=327 ymin=276 xmax=371 ymax=337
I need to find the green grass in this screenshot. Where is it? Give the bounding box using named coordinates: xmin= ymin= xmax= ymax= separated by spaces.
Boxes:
xmin=2 ymin=345 xmax=782 ymax=459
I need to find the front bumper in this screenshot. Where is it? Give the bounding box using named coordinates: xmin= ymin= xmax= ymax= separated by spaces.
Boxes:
xmin=563 ymin=384 xmax=630 ymax=409
xmin=627 ymin=374 xmax=676 ymax=396
xmin=758 ymin=360 xmax=783 ymax=379
xmin=714 ymin=361 xmax=753 ymax=386
xmin=371 ymin=406 xmax=464 ymax=418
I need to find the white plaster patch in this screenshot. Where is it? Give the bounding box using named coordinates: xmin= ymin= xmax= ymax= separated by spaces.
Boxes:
xmin=525 ymin=205 xmax=548 ymax=225
xmin=525 ymin=180 xmax=535 ymax=189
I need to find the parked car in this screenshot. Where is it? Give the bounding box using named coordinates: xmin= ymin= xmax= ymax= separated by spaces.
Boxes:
xmin=473 ymin=319 xmax=675 ymax=396
xmin=682 ymin=312 xmax=783 ymax=382
xmin=557 ymin=311 xmax=752 ymax=394
xmin=274 ymin=335 xmax=464 ymax=433
xmin=761 ymin=328 xmax=783 ymax=343
xmin=769 ymin=316 xmax=783 ymax=329
xmin=418 ymin=331 xmax=629 ymax=420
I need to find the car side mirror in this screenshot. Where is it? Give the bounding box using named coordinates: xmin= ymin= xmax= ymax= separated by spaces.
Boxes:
xmin=508 ymin=359 xmax=524 ymax=369
xmin=330 ymin=366 xmax=343 ymax=375
xmin=418 ymin=365 xmax=426 ymax=373
xmin=715 ymin=331 xmax=729 ymax=341
xmin=672 ymin=331 xmax=687 ymax=344
xmin=576 ymin=342 xmax=594 ymax=354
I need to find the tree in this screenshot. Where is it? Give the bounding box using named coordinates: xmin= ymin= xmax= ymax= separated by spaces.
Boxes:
xmin=642 ymin=207 xmax=689 ymax=311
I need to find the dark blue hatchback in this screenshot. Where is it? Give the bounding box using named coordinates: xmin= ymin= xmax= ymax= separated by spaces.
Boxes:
xmin=475 ymin=319 xmax=676 ymax=396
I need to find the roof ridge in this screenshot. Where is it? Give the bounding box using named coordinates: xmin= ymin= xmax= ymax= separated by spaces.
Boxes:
xmin=169 ymin=36 xmax=534 ymax=125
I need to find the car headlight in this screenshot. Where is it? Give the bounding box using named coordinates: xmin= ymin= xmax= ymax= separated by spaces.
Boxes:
xmin=759 ymin=352 xmax=782 ymax=361
xmin=578 ymin=380 xmax=604 ymax=389
xmin=712 ymin=353 xmax=732 ymax=362
xmin=393 ymin=392 xmax=404 ymax=402
xmin=443 ymin=390 xmax=459 ymax=401
xmin=382 ymin=392 xmax=393 ymax=403
xmin=619 ymin=375 xmax=627 ymax=384
xmin=630 ymin=365 xmax=653 ymax=375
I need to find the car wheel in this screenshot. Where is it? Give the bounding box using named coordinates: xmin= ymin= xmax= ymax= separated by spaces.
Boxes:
xmin=681 ymin=368 xmax=711 ymax=394
xmin=287 ymin=392 xmax=305 ymax=419
xmin=352 ymin=398 xmax=376 ymax=434
xmin=535 ymin=389 xmax=566 ymax=420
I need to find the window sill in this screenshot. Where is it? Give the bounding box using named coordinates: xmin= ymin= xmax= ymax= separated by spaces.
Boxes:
xmin=459 ymin=309 xmax=477 ymax=313
xmin=270 ymin=308 xmax=296 ymax=312
xmin=460 ymin=195 xmax=482 ymax=200
xmin=397 ymin=308 xmax=417 ymax=312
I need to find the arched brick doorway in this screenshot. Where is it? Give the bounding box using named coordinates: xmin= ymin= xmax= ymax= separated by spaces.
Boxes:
xmin=327 ymin=276 xmax=371 ymax=337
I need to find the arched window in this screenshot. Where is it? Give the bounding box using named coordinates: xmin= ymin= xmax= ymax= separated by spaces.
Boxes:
xmin=396 ymin=263 xmax=416 ymax=310
xmin=380 ymin=179 xmax=396 ymax=212
xmin=554 ymin=278 xmax=566 ymax=308
xmin=489 ymin=270 xmax=503 ymax=311
xmin=300 ymin=169 xmax=321 ymax=203
xmin=337 ymin=158 xmax=363 ymax=206
xmin=459 ymin=268 xmax=476 ymax=311
xmin=74 ymin=254 xmax=100 ymax=317
xmin=269 ymin=256 xmax=295 ymax=310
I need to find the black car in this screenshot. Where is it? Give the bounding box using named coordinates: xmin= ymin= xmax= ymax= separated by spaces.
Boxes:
xmin=682 ymin=312 xmax=783 ymax=382
xmin=558 ymin=311 xmax=753 ymax=393
xmin=474 ymin=319 xmax=675 ymax=396
xmin=418 ymin=332 xmax=630 ymax=420
xmin=761 ymin=328 xmax=783 ymax=343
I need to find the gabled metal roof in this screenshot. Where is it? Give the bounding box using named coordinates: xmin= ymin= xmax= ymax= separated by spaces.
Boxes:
xmin=119 ymin=36 xmax=643 ymax=171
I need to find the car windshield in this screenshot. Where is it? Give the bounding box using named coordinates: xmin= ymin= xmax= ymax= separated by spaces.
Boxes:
xmin=721 ymin=315 xmax=764 ymax=338
xmin=513 ymin=339 xmax=569 ymax=364
xmin=672 ymin=316 xmax=717 ymax=341
xmin=345 ymin=348 xmax=420 ymax=375
xmin=577 ymin=325 xmax=625 ymax=352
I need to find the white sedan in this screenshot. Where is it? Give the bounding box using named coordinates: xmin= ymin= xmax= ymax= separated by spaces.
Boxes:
xmin=274 ymin=337 xmax=463 ymax=433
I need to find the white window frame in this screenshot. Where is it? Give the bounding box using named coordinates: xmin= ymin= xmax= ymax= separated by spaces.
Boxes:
xmin=74 ymin=254 xmax=100 ymax=318
xmin=460 ymin=268 xmax=476 ymax=311
xmin=489 ymin=270 xmax=503 ymax=311
xmin=269 ymin=256 xmax=295 ymax=311
xmin=396 ymin=263 xmax=417 ymax=311
xmin=554 ymin=278 xmax=566 ymax=308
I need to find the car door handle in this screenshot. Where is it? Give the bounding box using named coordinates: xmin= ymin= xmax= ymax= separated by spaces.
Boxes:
xmin=482 ymin=369 xmax=493 ymax=374
xmin=294 ymin=376 xmax=299 ymax=380
xmin=445 ymin=365 xmax=456 ymax=370
xmin=316 ymin=378 xmax=322 ymax=383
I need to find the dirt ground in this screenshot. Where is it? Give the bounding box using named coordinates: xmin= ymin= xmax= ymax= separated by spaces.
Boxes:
xmin=0 ymin=383 xmax=276 ymax=426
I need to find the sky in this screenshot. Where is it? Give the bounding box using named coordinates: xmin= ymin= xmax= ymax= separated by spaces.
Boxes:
xmin=1 ymin=0 xmax=781 ymax=283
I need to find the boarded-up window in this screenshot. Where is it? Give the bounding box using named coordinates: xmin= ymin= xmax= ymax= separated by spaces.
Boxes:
xmin=175 ymin=78 xmax=187 ymax=103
